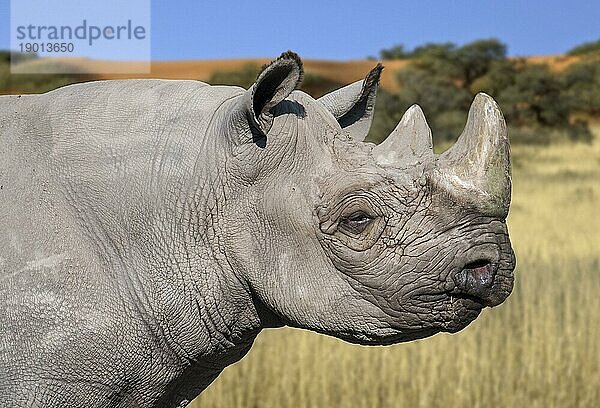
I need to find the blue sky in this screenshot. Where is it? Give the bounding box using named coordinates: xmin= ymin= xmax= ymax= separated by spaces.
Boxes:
xmin=0 ymin=0 xmax=598 ymax=60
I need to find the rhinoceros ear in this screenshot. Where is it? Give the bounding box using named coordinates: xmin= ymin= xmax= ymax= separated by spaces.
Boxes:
xmin=318 ymin=63 xmax=383 ymax=142
xmin=247 ymin=51 xmax=303 ymax=135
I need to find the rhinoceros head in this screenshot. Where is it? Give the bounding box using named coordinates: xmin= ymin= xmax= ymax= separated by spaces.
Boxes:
xmin=221 ymin=52 xmax=515 ymax=345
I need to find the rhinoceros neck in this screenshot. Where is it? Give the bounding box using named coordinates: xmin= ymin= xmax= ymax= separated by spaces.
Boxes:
xmin=39 ymin=80 xmax=263 ymax=404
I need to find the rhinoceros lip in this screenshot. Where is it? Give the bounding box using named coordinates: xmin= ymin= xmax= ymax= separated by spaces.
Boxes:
xmin=448 ymin=292 xmax=487 ymax=307
xmin=416 ymin=291 xmax=486 ymax=307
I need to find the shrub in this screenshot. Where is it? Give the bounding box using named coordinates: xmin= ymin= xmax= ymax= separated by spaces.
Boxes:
xmin=567 ymin=39 xmax=600 ymax=56
xmin=208 ymin=65 xmax=342 ymax=97
xmin=498 ymin=64 xmax=569 ymax=127
xmin=0 ymin=50 xmax=87 ymax=94
xmin=208 ymin=64 xmax=261 ymax=89
xmin=367 ymin=90 xmax=405 ymax=144
xmin=563 ymin=60 xmax=600 ymax=115
xmin=379 ymin=45 xmax=409 ymax=60
xmin=384 ymin=39 xmax=595 ymax=145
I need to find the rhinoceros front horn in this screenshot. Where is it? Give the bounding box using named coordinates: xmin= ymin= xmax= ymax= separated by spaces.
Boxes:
xmin=435 ymin=93 xmax=511 ymax=218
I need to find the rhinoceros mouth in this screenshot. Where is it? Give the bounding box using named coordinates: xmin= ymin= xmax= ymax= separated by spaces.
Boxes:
xmin=416 ymin=290 xmax=485 ymax=309
xmin=413 ymin=291 xmax=483 ymax=333
xmin=414 ymin=257 xmax=514 ymax=333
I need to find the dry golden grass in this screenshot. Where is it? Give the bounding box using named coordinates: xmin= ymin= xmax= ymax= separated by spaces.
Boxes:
xmin=190 ymin=128 xmax=600 ymax=408
xmin=525 ymin=54 xmax=584 ymax=72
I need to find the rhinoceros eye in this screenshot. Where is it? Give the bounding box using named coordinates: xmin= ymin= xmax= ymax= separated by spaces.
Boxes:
xmin=339 ymin=211 xmax=374 ymax=235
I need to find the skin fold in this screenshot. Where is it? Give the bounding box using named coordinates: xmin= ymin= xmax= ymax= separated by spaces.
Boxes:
xmin=0 ymin=52 xmax=515 ymax=407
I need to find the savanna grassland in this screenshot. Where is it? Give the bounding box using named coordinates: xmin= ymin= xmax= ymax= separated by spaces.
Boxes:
xmin=2 ymin=40 xmax=599 ymax=407
xmin=191 ymin=128 xmax=600 ymax=408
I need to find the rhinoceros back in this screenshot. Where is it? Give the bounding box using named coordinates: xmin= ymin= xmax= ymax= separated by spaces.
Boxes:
xmin=0 ymin=78 xmax=242 ymax=276
xmin=0 ymin=78 xmax=240 ymax=281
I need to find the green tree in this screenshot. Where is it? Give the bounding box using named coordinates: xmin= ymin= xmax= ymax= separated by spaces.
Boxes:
xmin=567 ymin=39 xmax=600 ymax=56
xmin=387 ymin=39 xmax=593 ymax=144
xmin=389 ymin=40 xmax=508 ymax=142
xmin=299 ymin=73 xmax=343 ymax=98
xmin=395 ymin=66 xmax=470 ymax=141
xmin=470 ymin=59 xmax=518 ymax=96
xmin=453 ymin=39 xmax=507 ymax=87
xmin=411 ymin=43 xmax=461 ymax=82
xmin=0 ymin=51 xmax=10 ymax=64
xmin=563 ymin=60 xmax=600 ymax=115
xmin=367 ymin=90 xmax=405 ymax=144
xmin=408 ymin=39 xmax=508 ymax=91
xmin=499 ymin=64 xmax=568 ymax=127
xmin=0 ymin=50 xmax=38 ymax=64
xmin=379 ymin=44 xmax=408 ymax=60
xmin=208 ymin=64 xmax=261 ymax=89
xmin=208 ymin=64 xmax=342 ymax=97
xmin=495 ymin=64 xmax=592 ymax=143
xmin=410 ymin=42 xmax=455 ymax=59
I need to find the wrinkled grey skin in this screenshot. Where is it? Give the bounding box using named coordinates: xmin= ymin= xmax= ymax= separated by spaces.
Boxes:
xmin=0 ymin=52 xmax=515 ymax=407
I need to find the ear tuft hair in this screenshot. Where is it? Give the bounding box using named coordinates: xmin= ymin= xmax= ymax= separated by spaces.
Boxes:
xmin=363 ymin=63 xmax=384 ymax=92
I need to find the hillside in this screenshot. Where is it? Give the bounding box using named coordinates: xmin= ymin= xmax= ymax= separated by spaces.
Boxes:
xmin=13 ymin=57 xmax=406 ymax=92
xmin=3 ymin=47 xmax=597 ymax=145
xmin=32 ymin=54 xmax=581 ymax=93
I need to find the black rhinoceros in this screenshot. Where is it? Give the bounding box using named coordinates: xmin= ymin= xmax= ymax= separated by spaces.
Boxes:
xmin=0 ymin=51 xmax=515 ymax=407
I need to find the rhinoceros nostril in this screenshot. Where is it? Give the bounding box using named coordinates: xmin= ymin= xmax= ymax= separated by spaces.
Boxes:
xmin=464 ymin=259 xmax=491 ymax=270
xmin=453 ymin=260 xmax=497 ymax=297
xmin=468 ymin=260 xmax=496 ymax=286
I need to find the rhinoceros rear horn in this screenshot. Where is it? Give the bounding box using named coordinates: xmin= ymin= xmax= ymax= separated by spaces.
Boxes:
xmin=247 ymin=51 xmax=303 ymax=135
xmin=436 ymin=93 xmax=511 ymax=218
xmin=372 ymin=104 xmax=433 ymax=166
